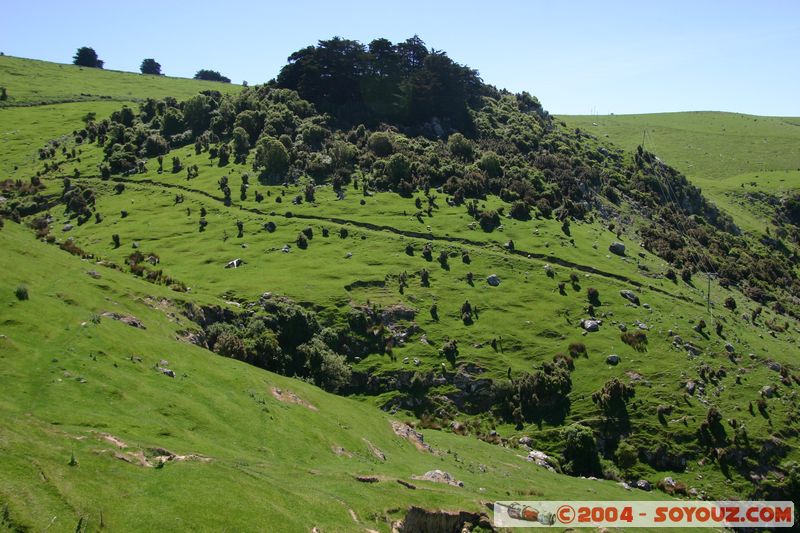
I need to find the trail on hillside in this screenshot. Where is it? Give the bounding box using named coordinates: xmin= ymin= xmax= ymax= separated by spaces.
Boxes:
xmin=73 ymin=174 xmax=705 ymax=308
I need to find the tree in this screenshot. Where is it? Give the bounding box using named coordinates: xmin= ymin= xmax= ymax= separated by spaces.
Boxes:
xmin=73 ymin=47 xmax=103 ymax=68
xmin=254 ymin=135 xmax=289 ymax=180
xmin=194 ymin=69 xmax=231 ymax=83
xmin=140 ymin=58 xmax=162 ymax=75
xmin=561 ymin=423 xmax=602 ymax=477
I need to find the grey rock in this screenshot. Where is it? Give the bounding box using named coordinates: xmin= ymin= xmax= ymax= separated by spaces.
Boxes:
xmin=620 ymin=290 xmax=640 ymax=305
xmin=519 ymin=436 xmax=532 ymax=447
xmin=581 ymin=319 xmax=601 ymax=332
xmin=486 ymin=274 xmax=501 ymax=286
xmin=609 ymin=241 xmax=626 ymax=256
xmin=606 ymin=354 xmax=620 ymax=365
xmin=224 ymin=258 xmax=245 ymax=268
xmin=636 ymin=479 xmax=652 ymax=491
xmin=725 ymin=343 xmax=735 ymax=353
xmin=62 ymin=223 xmax=73 ymax=232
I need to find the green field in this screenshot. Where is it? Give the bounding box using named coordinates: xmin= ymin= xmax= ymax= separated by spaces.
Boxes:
xmin=2 ymin=55 xmax=800 ymax=531
xmin=561 ymin=112 xmax=800 ymax=234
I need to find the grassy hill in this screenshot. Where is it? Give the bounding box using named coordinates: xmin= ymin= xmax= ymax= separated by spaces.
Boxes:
xmin=2 ymin=49 xmax=800 ymax=530
xmin=560 ymin=112 xmax=800 ymax=234
xmin=2 ymin=222 xmax=653 ymax=531
xmin=0 ymin=56 xmax=241 ymax=107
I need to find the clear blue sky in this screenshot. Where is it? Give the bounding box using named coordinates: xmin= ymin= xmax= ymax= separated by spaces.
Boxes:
xmin=2 ymin=0 xmax=798 ymax=115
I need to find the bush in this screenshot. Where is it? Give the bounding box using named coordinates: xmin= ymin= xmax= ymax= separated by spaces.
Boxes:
xmin=615 ymin=440 xmax=638 ymax=471
xmin=592 ymin=378 xmax=635 ymax=420
xmin=254 ymin=135 xmax=289 ymax=180
xmin=568 ymin=342 xmax=586 ymax=358
xmin=296 ymin=232 xmax=308 ymax=249
xmin=367 ymin=132 xmax=393 ymax=157
xmin=561 ymin=424 xmax=601 ymax=477
xmin=14 ymin=285 xmax=29 ymax=301
xmin=509 ymin=200 xmax=530 ymax=220
xmin=447 ymin=133 xmax=473 ymax=160
xmin=518 ymin=363 xmax=572 ymax=424
xmin=621 ymin=330 xmax=647 ymax=352
xmin=587 ymin=287 xmax=600 ymax=305
xmin=724 ymin=296 xmax=737 ymax=310
xmin=194 ymin=69 xmax=231 ymax=83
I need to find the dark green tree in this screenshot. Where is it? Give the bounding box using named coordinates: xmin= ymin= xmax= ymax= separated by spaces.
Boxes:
xmin=140 ymin=58 xmax=162 ymax=75
xmin=73 ymin=47 xmax=103 ymax=68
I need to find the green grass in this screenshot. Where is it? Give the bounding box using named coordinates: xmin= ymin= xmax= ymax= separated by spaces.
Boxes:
xmin=0 ymin=221 xmax=656 ymax=531
xmin=560 ymin=112 xmax=800 ymax=233
xmin=0 ymin=56 xmax=241 ymax=107
xmin=2 ymin=57 xmax=800 ymax=530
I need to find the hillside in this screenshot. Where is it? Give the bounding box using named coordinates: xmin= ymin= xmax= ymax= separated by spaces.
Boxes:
xmin=2 ymin=41 xmax=800 ymax=530
xmin=560 ymin=112 xmax=800 ymax=234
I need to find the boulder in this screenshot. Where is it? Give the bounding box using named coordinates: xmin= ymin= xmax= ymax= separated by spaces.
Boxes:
xmin=761 ymin=385 xmax=775 ymax=398
xmin=224 ymin=258 xmax=245 ymax=269
xmin=62 ymin=223 xmax=73 ymax=232
xmin=526 ymin=450 xmax=556 ymax=472
xmin=486 ymin=274 xmax=501 ymax=287
xmin=518 ymin=436 xmax=532 ymax=447
xmin=606 ymin=354 xmax=620 ymax=365
xmin=412 ymin=470 xmax=463 ymax=487
xmin=609 ymin=241 xmax=626 ymax=256
xmin=580 ymin=319 xmax=601 ymax=332
xmin=620 ymin=290 xmax=640 ymax=305
xmin=725 ymin=343 xmax=735 ymax=353
xmin=636 ymin=479 xmax=652 ymax=491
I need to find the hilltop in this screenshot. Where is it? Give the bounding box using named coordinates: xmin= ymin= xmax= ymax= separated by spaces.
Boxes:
xmin=2 ymin=38 xmax=800 ymax=530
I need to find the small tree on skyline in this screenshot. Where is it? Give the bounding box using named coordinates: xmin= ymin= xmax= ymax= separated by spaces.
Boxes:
xmin=73 ymin=47 xmax=103 ymax=68
xmin=140 ymin=58 xmax=162 ymax=75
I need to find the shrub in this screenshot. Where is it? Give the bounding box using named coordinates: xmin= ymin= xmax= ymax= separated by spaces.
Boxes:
xmin=14 ymin=285 xmax=29 ymax=301
xmin=296 ymin=232 xmax=308 ymax=249
xmin=561 ymin=423 xmax=601 ymax=477
xmin=724 ymin=296 xmax=737 ymax=310
xmin=194 ymin=69 xmax=231 ymax=83
xmin=621 ymin=330 xmax=647 ymax=352
xmin=568 ymin=342 xmax=586 ymax=358
xmin=592 ymin=378 xmax=635 ymax=420
xmin=302 ymin=226 xmax=313 ymax=240
xmin=509 ymin=200 xmax=530 ymax=220
xmin=439 ymin=339 xmax=458 ymax=367
xmin=615 ymin=440 xmax=638 ymax=471
xmin=587 ymin=287 xmax=600 ymax=305
xmin=368 ymin=132 xmax=393 ymax=156
xmin=447 ymin=133 xmax=473 ymax=160
xmin=254 ymin=135 xmax=289 ymax=180
xmin=518 ymin=363 xmax=572 ymax=424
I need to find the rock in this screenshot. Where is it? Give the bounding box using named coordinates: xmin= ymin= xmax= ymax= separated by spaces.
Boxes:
xmin=620 ymin=290 xmax=640 ymax=305
xmin=62 ymin=223 xmax=73 ymax=232
xmin=725 ymin=343 xmax=735 ymax=353
xmin=609 ymin=241 xmax=626 ymax=256
xmin=281 ymin=245 xmax=290 ymax=253
xmin=767 ymin=361 xmax=782 ymax=372
xmin=684 ymin=343 xmax=701 ymax=356
xmin=345 ymin=252 xmax=353 ymax=258
xmin=486 ymin=274 xmax=501 ymax=286
xmin=619 ymin=323 xmax=627 ymax=332
xmin=686 ymin=381 xmax=696 ymax=395
xmin=518 ymin=436 xmax=532 ymax=447
xmin=86 ymin=270 xmax=101 ymax=279
xmin=412 ymin=470 xmax=463 ymax=487
xmin=526 ymin=450 xmax=555 ymax=472
xmin=643 ymin=303 xmax=651 ymax=309
xmin=158 ymin=367 xmax=175 ymax=378
xmin=224 ymin=258 xmax=245 ymax=268
xmin=662 ymin=476 xmax=676 ymax=488
xmin=636 ymin=479 xmax=652 ymax=491
xmin=606 ymin=354 xmax=620 ymax=365
xmin=101 ymin=312 xmax=145 ymax=329
xmin=580 ymin=319 xmax=601 ymax=332
xmin=761 ymin=385 xmax=775 ymax=398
